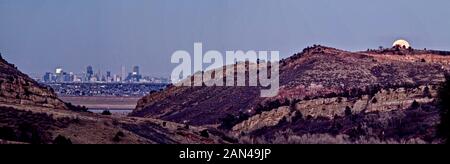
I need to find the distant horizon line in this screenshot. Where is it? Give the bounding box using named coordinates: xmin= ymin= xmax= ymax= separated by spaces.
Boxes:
xmin=7 ymin=43 xmax=450 ymax=79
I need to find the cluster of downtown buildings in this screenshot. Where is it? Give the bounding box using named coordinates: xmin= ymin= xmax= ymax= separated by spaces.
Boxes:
xmin=41 ymin=65 xmax=169 ymax=84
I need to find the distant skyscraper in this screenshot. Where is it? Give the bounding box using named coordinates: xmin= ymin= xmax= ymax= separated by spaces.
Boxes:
xmin=55 ymin=67 xmax=63 ymax=74
xmin=54 ymin=67 xmax=64 ymax=82
xmin=95 ymin=69 xmax=101 ymax=82
xmin=114 ymin=74 xmax=121 ymax=82
xmin=68 ymin=72 xmax=74 ymax=82
xmin=86 ymin=66 xmax=93 ymax=81
xmin=62 ymin=72 xmax=71 ymax=82
xmin=43 ymin=72 xmax=53 ymax=82
xmin=133 ymin=66 xmax=140 ymax=75
xmin=86 ymin=66 xmax=93 ymax=75
xmin=121 ymin=66 xmax=126 ymax=82
xmin=131 ymin=66 xmax=141 ymax=82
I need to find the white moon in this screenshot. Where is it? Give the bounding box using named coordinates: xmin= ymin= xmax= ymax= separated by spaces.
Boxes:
xmin=393 ymin=39 xmax=411 ymax=48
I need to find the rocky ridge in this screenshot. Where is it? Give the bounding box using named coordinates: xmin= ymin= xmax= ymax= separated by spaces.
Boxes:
xmin=131 ymin=45 xmax=450 ymax=143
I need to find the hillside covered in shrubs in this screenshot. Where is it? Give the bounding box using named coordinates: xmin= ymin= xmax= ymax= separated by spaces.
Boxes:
xmin=133 ymin=45 xmax=450 ymax=144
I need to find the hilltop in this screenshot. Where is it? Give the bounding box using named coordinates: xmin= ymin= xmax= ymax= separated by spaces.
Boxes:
xmin=132 ymin=45 xmax=448 ymax=124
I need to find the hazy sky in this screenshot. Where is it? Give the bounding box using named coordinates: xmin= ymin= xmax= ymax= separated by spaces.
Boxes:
xmin=1 ymin=0 xmax=450 ymax=77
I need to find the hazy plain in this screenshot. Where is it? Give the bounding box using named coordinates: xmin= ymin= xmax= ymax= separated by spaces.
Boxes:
xmin=60 ymin=96 xmax=140 ymax=110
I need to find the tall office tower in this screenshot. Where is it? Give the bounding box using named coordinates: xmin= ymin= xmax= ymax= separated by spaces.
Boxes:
xmin=43 ymin=72 xmax=53 ymax=82
xmin=106 ymin=71 xmax=112 ymax=82
xmin=69 ymin=72 xmax=74 ymax=82
xmin=55 ymin=67 xmax=63 ymax=75
xmin=113 ymin=74 xmax=120 ymax=82
xmin=132 ymin=66 xmax=140 ymax=75
xmin=121 ymin=66 xmax=126 ymax=82
xmin=62 ymin=72 xmax=71 ymax=82
xmin=55 ymin=67 xmax=63 ymax=82
xmin=86 ymin=65 xmax=94 ymax=80
xmin=131 ymin=66 xmax=141 ymax=82
xmin=96 ymin=69 xmax=101 ymax=81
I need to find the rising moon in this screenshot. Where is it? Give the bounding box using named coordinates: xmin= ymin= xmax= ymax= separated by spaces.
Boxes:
xmin=393 ymin=39 xmax=411 ymax=48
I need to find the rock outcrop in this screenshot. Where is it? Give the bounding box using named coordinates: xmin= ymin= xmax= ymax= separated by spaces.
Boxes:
xmin=232 ymin=85 xmax=437 ymax=134
xmin=0 ymin=56 xmax=68 ymax=110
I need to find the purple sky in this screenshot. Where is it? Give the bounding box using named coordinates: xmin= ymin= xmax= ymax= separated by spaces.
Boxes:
xmin=1 ymin=0 xmax=450 ymax=77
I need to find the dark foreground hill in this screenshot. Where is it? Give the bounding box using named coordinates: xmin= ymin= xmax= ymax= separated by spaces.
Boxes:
xmin=0 ymin=55 xmax=68 ymax=110
xmin=0 ymin=54 xmax=227 ymax=144
xmin=131 ymin=45 xmax=450 ymax=143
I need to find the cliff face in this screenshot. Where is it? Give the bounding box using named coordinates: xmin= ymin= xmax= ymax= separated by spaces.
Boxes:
xmin=0 ymin=57 xmax=68 ymax=110
xmin=132 ymin=46 xmax=449 ymax=126
xmin=232 ymin=86 xmax=437 ymax=134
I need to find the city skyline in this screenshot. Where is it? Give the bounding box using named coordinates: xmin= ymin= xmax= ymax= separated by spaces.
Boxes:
xmin=40 ymin=64 xmax=169 ymax=84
